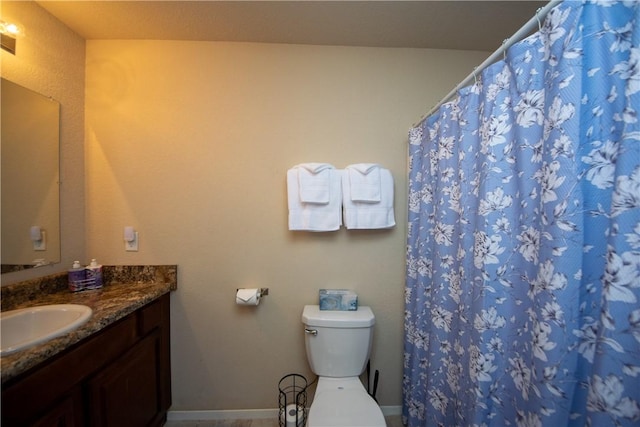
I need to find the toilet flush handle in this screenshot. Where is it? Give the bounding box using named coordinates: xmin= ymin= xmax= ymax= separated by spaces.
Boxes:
xmin=304 ymin=328 xmax=318 ymax=336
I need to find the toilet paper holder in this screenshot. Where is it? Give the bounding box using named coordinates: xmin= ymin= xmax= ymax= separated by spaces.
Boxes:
xmin=236 ymin=287 xmax=269 ymax=297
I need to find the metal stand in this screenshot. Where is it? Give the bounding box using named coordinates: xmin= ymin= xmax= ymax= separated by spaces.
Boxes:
xmin=278 ymin=374 xmax=307 ymax=427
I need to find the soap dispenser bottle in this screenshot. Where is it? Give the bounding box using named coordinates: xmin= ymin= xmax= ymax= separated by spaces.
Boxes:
xmin=86 ymin=258 xmax=103 ymax=289
xmin=68 ymin=261 xmax=86 ymax=292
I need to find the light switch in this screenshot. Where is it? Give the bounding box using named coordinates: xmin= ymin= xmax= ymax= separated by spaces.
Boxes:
xmin=30 ymin=226 xmax=46 ymax=251
xmin=124 ymin=226 xmax=138 ymax=252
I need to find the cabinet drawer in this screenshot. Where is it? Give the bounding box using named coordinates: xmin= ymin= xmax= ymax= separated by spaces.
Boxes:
xmin=138 ymin=297 xmax=162 ymax=336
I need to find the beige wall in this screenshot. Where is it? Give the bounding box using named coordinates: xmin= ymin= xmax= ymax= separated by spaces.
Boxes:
xmin=85 ymin=40 xmax=487 ymax=409
xmin=0 ymin=0 xmax=85 ymax=285
xmin=1 ymin=1 xmax=491 ymax=410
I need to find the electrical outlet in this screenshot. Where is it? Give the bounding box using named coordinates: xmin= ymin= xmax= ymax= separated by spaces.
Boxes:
xmin=125 ymin=231 xmax=139 ymax=252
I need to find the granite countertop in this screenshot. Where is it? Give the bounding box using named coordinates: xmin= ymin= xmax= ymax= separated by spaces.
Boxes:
xmin=1 ymin=265 xmax=177 ymax=384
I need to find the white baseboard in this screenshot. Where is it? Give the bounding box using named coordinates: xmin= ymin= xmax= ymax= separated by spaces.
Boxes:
xmin=167 ymin=408 xmax=278 ymax=420
xmin=167 ymin=406 xmax=402 ymax=421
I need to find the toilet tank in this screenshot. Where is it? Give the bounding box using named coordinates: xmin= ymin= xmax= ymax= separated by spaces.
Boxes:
xmin=302 ymin=305 xmax=375 ymax=378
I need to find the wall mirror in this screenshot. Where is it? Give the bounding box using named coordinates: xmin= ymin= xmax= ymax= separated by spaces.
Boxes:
xmin=1 ymin=78 xmax=61 ymax=274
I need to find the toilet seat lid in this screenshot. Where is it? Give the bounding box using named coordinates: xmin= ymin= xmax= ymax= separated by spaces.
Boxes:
xmin=307 ymin=388 xmax=385 ymax=427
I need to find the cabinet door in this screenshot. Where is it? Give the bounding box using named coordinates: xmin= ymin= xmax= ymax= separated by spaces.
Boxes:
xmin=31 ymin=392 xmax=83 ymax=427
xmin=87 ymin=331 xmax=162 ymax=427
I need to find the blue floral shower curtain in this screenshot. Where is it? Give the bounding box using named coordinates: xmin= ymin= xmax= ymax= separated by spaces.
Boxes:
xmin=404 ymin=1 xmax=640 ymax=426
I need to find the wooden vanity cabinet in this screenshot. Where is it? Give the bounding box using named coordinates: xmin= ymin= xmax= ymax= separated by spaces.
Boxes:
xmin=1 ymin=293 xmax=171 ymax=427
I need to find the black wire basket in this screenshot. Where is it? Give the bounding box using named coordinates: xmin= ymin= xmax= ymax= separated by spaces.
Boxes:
xmin=278 ymin=374 xmax=307 ymax=427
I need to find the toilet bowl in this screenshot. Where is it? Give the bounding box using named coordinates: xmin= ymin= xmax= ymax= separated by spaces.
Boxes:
xmin=302 ymin=305 xmax=385 ymax=427
xmin=307 ymin=377 xmax=385 ymax=427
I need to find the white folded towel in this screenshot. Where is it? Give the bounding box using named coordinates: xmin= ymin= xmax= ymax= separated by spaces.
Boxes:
xmin=347 ymin=163 xmax=381 ymax=202
xmin=342 ymin=166 xmax=395 ymax=229
xmin=297 ymin=163 xmax=333 ymax=204
xmin=287 ymin=166 xmax=342 ymax=231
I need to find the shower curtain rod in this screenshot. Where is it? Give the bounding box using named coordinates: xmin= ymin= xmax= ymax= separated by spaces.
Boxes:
xmin=412 ymin=0 xmax=562 ymax=128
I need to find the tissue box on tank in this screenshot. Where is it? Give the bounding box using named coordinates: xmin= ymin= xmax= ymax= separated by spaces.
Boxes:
xmin=319 ymin=289 xmax=358 ymax=311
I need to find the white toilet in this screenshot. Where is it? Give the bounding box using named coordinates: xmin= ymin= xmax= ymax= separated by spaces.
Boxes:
xmin=302 ymin=305 xmax=386 ymax=427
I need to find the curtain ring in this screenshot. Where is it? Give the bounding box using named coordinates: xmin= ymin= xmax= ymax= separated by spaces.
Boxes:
xmin=473 ymin=66 xmax=479 ymax=85
xmin=536 ymin=7 xmax=543 ymax=31
xmin=503 ymin=39 xmax=509 ymax=61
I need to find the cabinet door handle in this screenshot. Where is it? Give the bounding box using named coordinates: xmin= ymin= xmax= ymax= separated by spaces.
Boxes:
xmin=304 ymin=328 xmax=318 ymax=336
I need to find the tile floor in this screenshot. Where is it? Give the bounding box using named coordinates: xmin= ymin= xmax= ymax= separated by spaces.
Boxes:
xmin=165 ymin=414 xmax=403 ymax=427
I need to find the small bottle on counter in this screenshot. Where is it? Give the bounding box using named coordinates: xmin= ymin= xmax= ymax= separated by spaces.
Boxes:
xmin=86 ymin=258 xmax=103 ymax=289
xmin=68 ymin=260 xmax=86 ymax=292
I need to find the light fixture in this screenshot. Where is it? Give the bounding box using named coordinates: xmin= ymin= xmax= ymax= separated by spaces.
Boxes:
xmin=1 ymin=20 xmax=20 ymax=54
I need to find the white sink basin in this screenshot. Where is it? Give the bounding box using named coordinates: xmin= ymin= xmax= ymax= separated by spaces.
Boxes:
xmin=1 ymin=304 xmax=92 ymax=356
